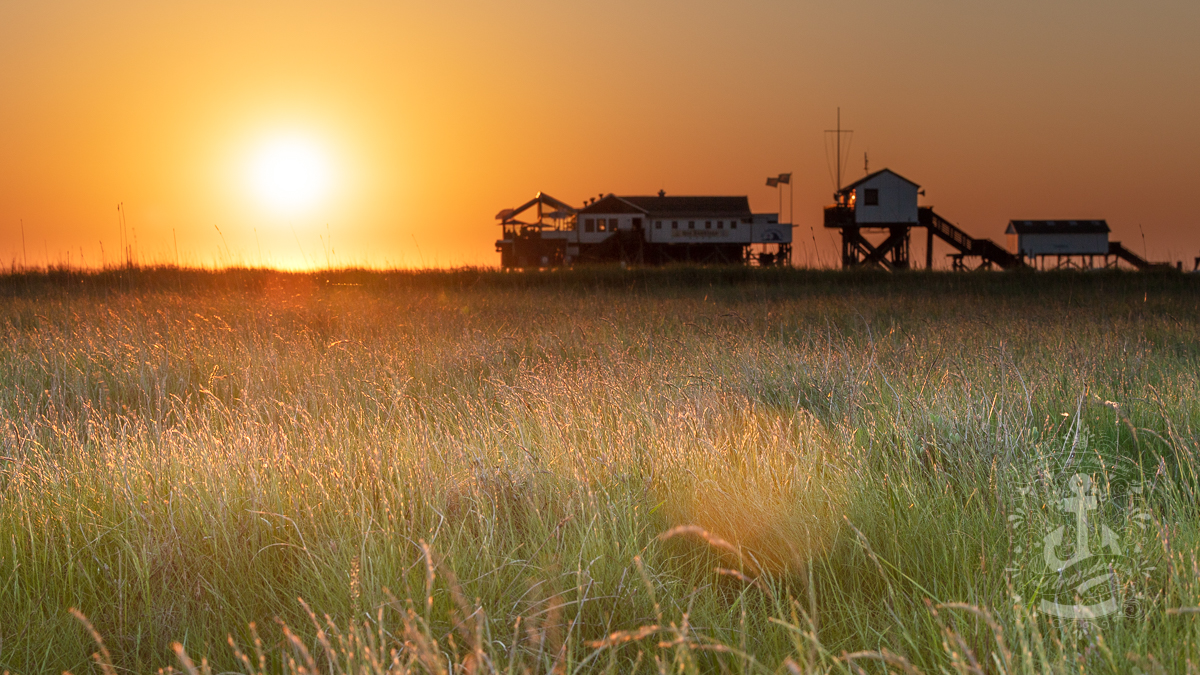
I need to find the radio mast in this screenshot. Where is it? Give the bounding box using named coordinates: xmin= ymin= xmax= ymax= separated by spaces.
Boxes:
xmin=825 ymin=108 xmax=854 ymax=196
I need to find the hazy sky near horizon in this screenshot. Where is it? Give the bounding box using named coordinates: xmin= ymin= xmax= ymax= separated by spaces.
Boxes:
xmin=2 ymin=0 xmax=1198 ymax=269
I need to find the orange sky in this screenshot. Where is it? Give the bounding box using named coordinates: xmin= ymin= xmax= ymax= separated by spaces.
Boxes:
xmin=2 ymin=0 xmax=1198 ymax=269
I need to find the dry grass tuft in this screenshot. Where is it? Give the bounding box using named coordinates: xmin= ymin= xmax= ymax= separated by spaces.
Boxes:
xmin=660 ymin=410 xmax=848 ymax=575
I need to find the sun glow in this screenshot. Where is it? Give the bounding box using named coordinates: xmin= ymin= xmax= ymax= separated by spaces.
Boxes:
xmin=247 ymin=134 xmax=333 ymax=215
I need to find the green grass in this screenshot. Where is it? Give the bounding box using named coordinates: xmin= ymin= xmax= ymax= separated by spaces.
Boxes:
xmin=0 ymin=266 xmax=1198 ymax=673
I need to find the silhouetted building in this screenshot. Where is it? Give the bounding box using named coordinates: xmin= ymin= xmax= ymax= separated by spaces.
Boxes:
xmin=496 ymin=192 xmax=791 ymax=267
xmin=1006 ymin=220 xmax=1110 ymax=257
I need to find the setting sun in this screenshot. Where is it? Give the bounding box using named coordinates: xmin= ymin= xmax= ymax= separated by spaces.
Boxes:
xmin=247 ymin=134 xmax=333 ymax=216
xmin=3 ymin=3 xmax=1197 ymax=268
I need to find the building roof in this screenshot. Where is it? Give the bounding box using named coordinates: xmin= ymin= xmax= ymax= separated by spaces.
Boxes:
xmin=578 ymin=194 xmax=647 ymax=215
xmin=837 ymin=168 xmax=921 ymax=195
xmin=578 ymin=194 xmax=753 ymax=219
xmin=622 ymin=195 xmax=752 ymax=219
xmin=1005 ymin=220 xmax=1110 ymax=235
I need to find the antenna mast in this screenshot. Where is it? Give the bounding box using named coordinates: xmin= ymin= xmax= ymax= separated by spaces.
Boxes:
xmin=825 ymin=108 xmax=854 ymax=197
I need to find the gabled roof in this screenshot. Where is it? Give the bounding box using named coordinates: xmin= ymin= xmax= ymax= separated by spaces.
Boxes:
xmin=837 ymin=168 xmax=920 ymax=195
xmin=578 ymin=194 xmax=753 ymax=219
xmin=495 ymin=191 xmax=578 ymax=222
xmin=578 ymin=194 xmax=647 ymax=215
xmin=1005 ymin=220 xmax=1110 ymax=235
xmin=621 ymin=195 xmax=752 ymax=219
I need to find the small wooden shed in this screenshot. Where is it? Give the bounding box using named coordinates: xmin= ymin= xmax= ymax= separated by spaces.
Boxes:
xmin=1006 ymin=220 xmax=1110 ymax=257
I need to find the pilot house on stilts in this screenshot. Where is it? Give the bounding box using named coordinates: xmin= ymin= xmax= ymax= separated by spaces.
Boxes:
xmin=824 ymin=168 xmax=1022 ymax=270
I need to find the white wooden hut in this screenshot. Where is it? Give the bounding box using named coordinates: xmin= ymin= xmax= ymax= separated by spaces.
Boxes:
xmin=1005 ymin=220 xmax=1110 ymax=258
xmin=838 ymin=169 xmax=920 ymax=225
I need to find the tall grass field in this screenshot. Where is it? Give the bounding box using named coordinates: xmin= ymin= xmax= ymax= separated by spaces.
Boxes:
xmin=1 ymin=266 xmax=1198 ymax=674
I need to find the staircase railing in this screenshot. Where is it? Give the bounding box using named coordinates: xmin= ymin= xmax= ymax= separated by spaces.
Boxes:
xmin=1109 ymin=241 xmax=1170 ymax=270
xmin=919 ymin=207 xmax=1023 ymax=269
xmin=919 ymin=207 xmax=973 ymax=253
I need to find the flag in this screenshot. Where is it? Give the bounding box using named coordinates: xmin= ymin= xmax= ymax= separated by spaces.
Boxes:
xmin=766 ymin=177 xmax=779 ymax=187
xmin=777 ymin=173 xmax=791 ymax=184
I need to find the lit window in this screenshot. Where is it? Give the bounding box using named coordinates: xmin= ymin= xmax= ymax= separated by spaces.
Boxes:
xmin=598 ymin=220 xmax=606 ymax=232
xmin=584 ymin=218 xmax=594 ymax=233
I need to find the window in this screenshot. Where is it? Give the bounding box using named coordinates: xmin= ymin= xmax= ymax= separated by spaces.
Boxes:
xmin=610 ymin=218 xmax=620 ymax=230
xmin=655 ymin=220 xmax=662 ymax=229
xmin=864 ymin=188 xmax=879 ymax=206
xmin=584 ymin=218 xmax=594 ymax=233
xmin=688 ymin=221 xmax=695 ymax=229
xmin=705 ymin=221 xmax=712 ymax=229
xmin=718 ymin=221 xmax=724 ymax=229
xmin=731 ymin=221 xmax=737 ymax=229
xmin=633 ymin=218 xmax=643 ymax=229
xmin=598 ymin=220 xmax=606 ymax=232
xmin=672 ymin=221 xmax=678 ymax=229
